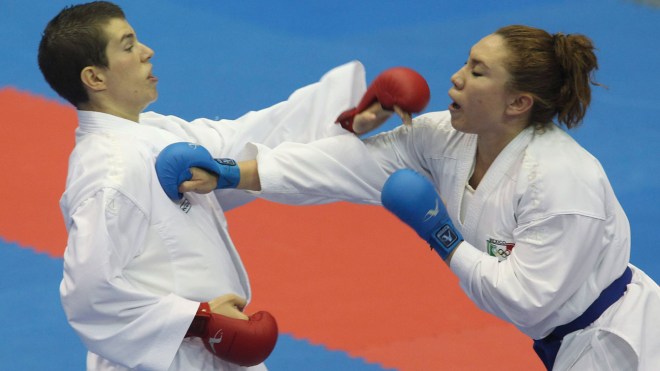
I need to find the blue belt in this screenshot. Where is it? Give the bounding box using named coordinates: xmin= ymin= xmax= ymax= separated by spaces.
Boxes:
xmin=532 ymin=266 xmax=632 ymax=370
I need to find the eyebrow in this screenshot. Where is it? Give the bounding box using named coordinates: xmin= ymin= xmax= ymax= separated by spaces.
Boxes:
xmin=469 ymin=56 xmax=489 ymax=69
xmin=119 ymin=33 xmax=136 ymax=44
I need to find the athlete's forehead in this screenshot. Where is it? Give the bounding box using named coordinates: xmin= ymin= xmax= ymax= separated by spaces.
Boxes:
xmin=468 ymin=34 xmax=510 ymax=73
xmin=103 ymin=18 xmax=137 ymax=46
xmin=470 ymin=34 xmax=508 ymax=67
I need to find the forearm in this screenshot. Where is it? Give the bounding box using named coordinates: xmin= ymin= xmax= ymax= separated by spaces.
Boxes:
xmin=251 ymin=134 xmax=388 ymax=205
xmin=236 ymin=160 xmax=261 ymax=191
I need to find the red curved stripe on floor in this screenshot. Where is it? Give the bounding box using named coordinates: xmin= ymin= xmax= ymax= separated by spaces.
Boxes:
xmin=228 ymin=200 xmax=544 ymax=370
xmin=0 ymin=88 xmax=75 ymax=257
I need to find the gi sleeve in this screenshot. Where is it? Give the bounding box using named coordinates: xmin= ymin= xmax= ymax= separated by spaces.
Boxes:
xmin=248 ymin=133 xmax=387 ymax=205
xmin=249 ymin=113 xmax=445 ymax=206
xmin=450 ymin=213 xmax=608 ymax=335
xmin=141 ymin=61 xmax=367 ymax=161
xmin=60 ymin=188 xmax=199 ymax=370
xmin=141 ymin=61 xmax=368 ymax=212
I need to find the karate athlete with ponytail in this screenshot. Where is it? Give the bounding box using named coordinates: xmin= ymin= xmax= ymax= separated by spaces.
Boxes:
xmin=38 ymin=1 xmax=421 ymax=370
xmin=162 ymin=25 xmax=660 ymax=370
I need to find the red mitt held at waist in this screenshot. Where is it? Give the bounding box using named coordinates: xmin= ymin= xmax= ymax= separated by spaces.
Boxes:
xmin=187 ymin=302 xmax=279 ymax=366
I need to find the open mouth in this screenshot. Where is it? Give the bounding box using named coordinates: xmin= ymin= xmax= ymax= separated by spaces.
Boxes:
xmin=448 ymin=90 xmax=461 ymax=111
xmin=448 ymin=91 xmax=461 ymax=111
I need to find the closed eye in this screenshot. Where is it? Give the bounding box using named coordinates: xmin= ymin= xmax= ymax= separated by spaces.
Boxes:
xmin=464 ymin=61 xmax=483 ymax=77
xmin=121 ymin=32 xmax=137 ymax=52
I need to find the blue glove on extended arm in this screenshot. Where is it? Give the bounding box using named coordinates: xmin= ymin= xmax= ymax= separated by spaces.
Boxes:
xmin=381 ymin=169 xmax=463 ymax=261
xmin=155 ymin=142 xmax=240 ymax=201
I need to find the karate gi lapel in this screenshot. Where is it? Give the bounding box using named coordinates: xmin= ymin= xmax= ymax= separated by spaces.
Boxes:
xmin=457 ymin=126 xmax=534 ymax=243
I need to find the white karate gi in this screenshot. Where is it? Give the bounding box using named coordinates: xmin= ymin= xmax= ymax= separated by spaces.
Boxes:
xmin=251 ymin=110 xmax=660 ymax=370
xmin=59 ymin=61 xmax=365 ymax=371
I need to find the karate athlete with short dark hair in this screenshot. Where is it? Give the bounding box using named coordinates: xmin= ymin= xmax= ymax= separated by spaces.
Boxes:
xmin=38 ymin=1 xmax=416 ymax=370
xmin=162 ymin=25 xmax=660 ymax=370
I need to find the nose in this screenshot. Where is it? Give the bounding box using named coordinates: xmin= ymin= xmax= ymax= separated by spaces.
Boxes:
xmin=140 ymin=42 xmax=155 ymax=61
xmin=450 ymin=66 xmax=464 ymax=89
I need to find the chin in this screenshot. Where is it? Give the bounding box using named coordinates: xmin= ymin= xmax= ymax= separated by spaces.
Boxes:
xmin=449 ymin=114 xmax=462 ymax=130
xmin=140 ymin=97 xmax=158 ymax=112
xmin=148 ymin=92 xmax=159 ymax=104
xmin=449 ymin=116 xmax=474 ymax=134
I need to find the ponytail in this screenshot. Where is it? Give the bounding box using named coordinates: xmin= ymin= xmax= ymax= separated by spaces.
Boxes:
xmin=552 ymin=33 xmax=600 ymax=128
xmin=495 ymin=25 xmax=601 ymax=129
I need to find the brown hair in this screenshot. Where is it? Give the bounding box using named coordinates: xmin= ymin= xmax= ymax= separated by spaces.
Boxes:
xmin=495 ymin=25 xmax=600 ymax=129
xmin=38 ymin=1 xmax=125 ymax=107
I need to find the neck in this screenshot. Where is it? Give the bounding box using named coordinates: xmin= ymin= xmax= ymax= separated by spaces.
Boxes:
xmin=78 ymin=99 xmax=142 ymax=123
xmin=469 ymin=124 xmax=527 ymax=188
xmin=475 ymin=134 xmax=510 ymax=168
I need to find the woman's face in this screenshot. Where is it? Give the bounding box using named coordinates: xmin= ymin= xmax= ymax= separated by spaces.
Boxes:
xmin=448 ymin=34 xmax=516 ymax=135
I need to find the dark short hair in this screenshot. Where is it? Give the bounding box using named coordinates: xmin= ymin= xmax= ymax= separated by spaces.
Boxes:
xmin=38 ymin=1 xmax=125 ymax=107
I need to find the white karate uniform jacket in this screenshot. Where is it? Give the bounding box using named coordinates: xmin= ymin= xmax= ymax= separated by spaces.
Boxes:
xmin=251 ymin=111 xmax=660 ymax=370
xmin=59 ymin=61 xmax=366 ymax=371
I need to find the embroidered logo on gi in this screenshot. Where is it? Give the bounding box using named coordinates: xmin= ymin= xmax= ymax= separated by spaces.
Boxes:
xmin=179 ymin=197 xmax=192 ymax=213
xmin=487 ymin=238 xmax=515 ymax=261
xmin=106 ymin=198 xmax=117 ymax=214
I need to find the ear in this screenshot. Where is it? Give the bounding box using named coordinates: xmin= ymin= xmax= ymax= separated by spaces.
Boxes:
xmin=80 ymin=66 xmax=107 ymax=92
xmin=505 ymin=92 xmax=534 ymax=116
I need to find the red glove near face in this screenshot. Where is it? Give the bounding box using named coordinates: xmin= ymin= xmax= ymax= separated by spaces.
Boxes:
xmin=187 ymin=303 xmax=278 ymax=367
xmin=336 ymin=66 xmax=431 ymax=133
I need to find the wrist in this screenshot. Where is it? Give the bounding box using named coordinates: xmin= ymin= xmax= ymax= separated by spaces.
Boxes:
xmin=236 ymin=160 xmax=261 ymax=191
xmin=186 ymin=302 xmax=211 ymax=338
xmin=335 ymin=107 xmax=357 ymax=133
xmin=213 ymin=158 xmax=240 ymax=189
xmin=428 ymin=221 xmax=463 ymax=261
